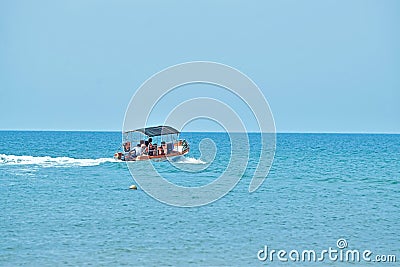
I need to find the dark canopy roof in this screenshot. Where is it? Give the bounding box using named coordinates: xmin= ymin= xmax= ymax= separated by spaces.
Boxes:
xmin=125 ymin=125 xmax=180 ymax=137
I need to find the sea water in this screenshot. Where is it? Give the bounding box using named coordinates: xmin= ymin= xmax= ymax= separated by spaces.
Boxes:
xmin=0 ymin=131 xmax=399 ymax=266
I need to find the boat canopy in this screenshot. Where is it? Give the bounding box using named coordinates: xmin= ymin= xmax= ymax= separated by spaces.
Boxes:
xmin=124 ymin=125 xmax=180 ymax=137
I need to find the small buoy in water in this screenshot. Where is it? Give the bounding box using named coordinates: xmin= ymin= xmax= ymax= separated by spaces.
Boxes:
xmin=129 ymin=184 xmax=137 ymax=190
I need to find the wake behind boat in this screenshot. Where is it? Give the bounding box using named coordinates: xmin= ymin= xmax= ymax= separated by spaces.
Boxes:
xmin=114 ymin=125 xmax=190 ymax=161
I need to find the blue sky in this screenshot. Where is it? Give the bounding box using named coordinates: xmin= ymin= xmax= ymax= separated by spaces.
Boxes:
xmin=0 ymin=0 xmax=399 ymax=132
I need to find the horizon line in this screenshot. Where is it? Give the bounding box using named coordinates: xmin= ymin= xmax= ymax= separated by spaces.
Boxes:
xmin=0 ymin=129 xmax=399 ymax=135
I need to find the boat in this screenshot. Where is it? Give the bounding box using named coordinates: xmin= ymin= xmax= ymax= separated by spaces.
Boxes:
xmin=114 ymin=125 xmax=190 ymax=161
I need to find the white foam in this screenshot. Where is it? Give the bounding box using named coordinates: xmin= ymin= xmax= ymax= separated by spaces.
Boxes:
xmin=0 ymin=154 xmax=116 ymax=168
xmin=172 ymin=156 xmax=207 ymax=164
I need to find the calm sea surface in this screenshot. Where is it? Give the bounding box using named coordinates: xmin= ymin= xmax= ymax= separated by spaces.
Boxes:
xmin=0 ymin=131 xmax=399 ymax=266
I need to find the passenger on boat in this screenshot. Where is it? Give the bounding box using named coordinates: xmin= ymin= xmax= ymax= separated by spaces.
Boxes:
xmin=133 ymin=144 xmax=142 ymax=157
xmin=141 ymin=143 xmax=148 ymax=155
xmin=160 ymin=141 xmax=166 ymax=155
xmin=148 ymin=138 xmax=154 ymax=156
xmin=123 ymin=142 xmax=131 ymax=152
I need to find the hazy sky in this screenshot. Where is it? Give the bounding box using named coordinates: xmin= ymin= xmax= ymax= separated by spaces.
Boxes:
xmin=1 ymin=0 xmax=399 ymax=132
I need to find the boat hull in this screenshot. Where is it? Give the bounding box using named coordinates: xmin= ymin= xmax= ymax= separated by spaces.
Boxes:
xmin=115 ymin=148 xmax=189 ymax=162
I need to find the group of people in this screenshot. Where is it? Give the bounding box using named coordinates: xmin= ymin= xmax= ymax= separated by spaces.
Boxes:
xmin=123 ymin=138 xmax=155 ymax=159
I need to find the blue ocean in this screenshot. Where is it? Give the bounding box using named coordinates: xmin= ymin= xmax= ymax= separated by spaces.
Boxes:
xmin=0 ymin=131 xmax=399 ymax=266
